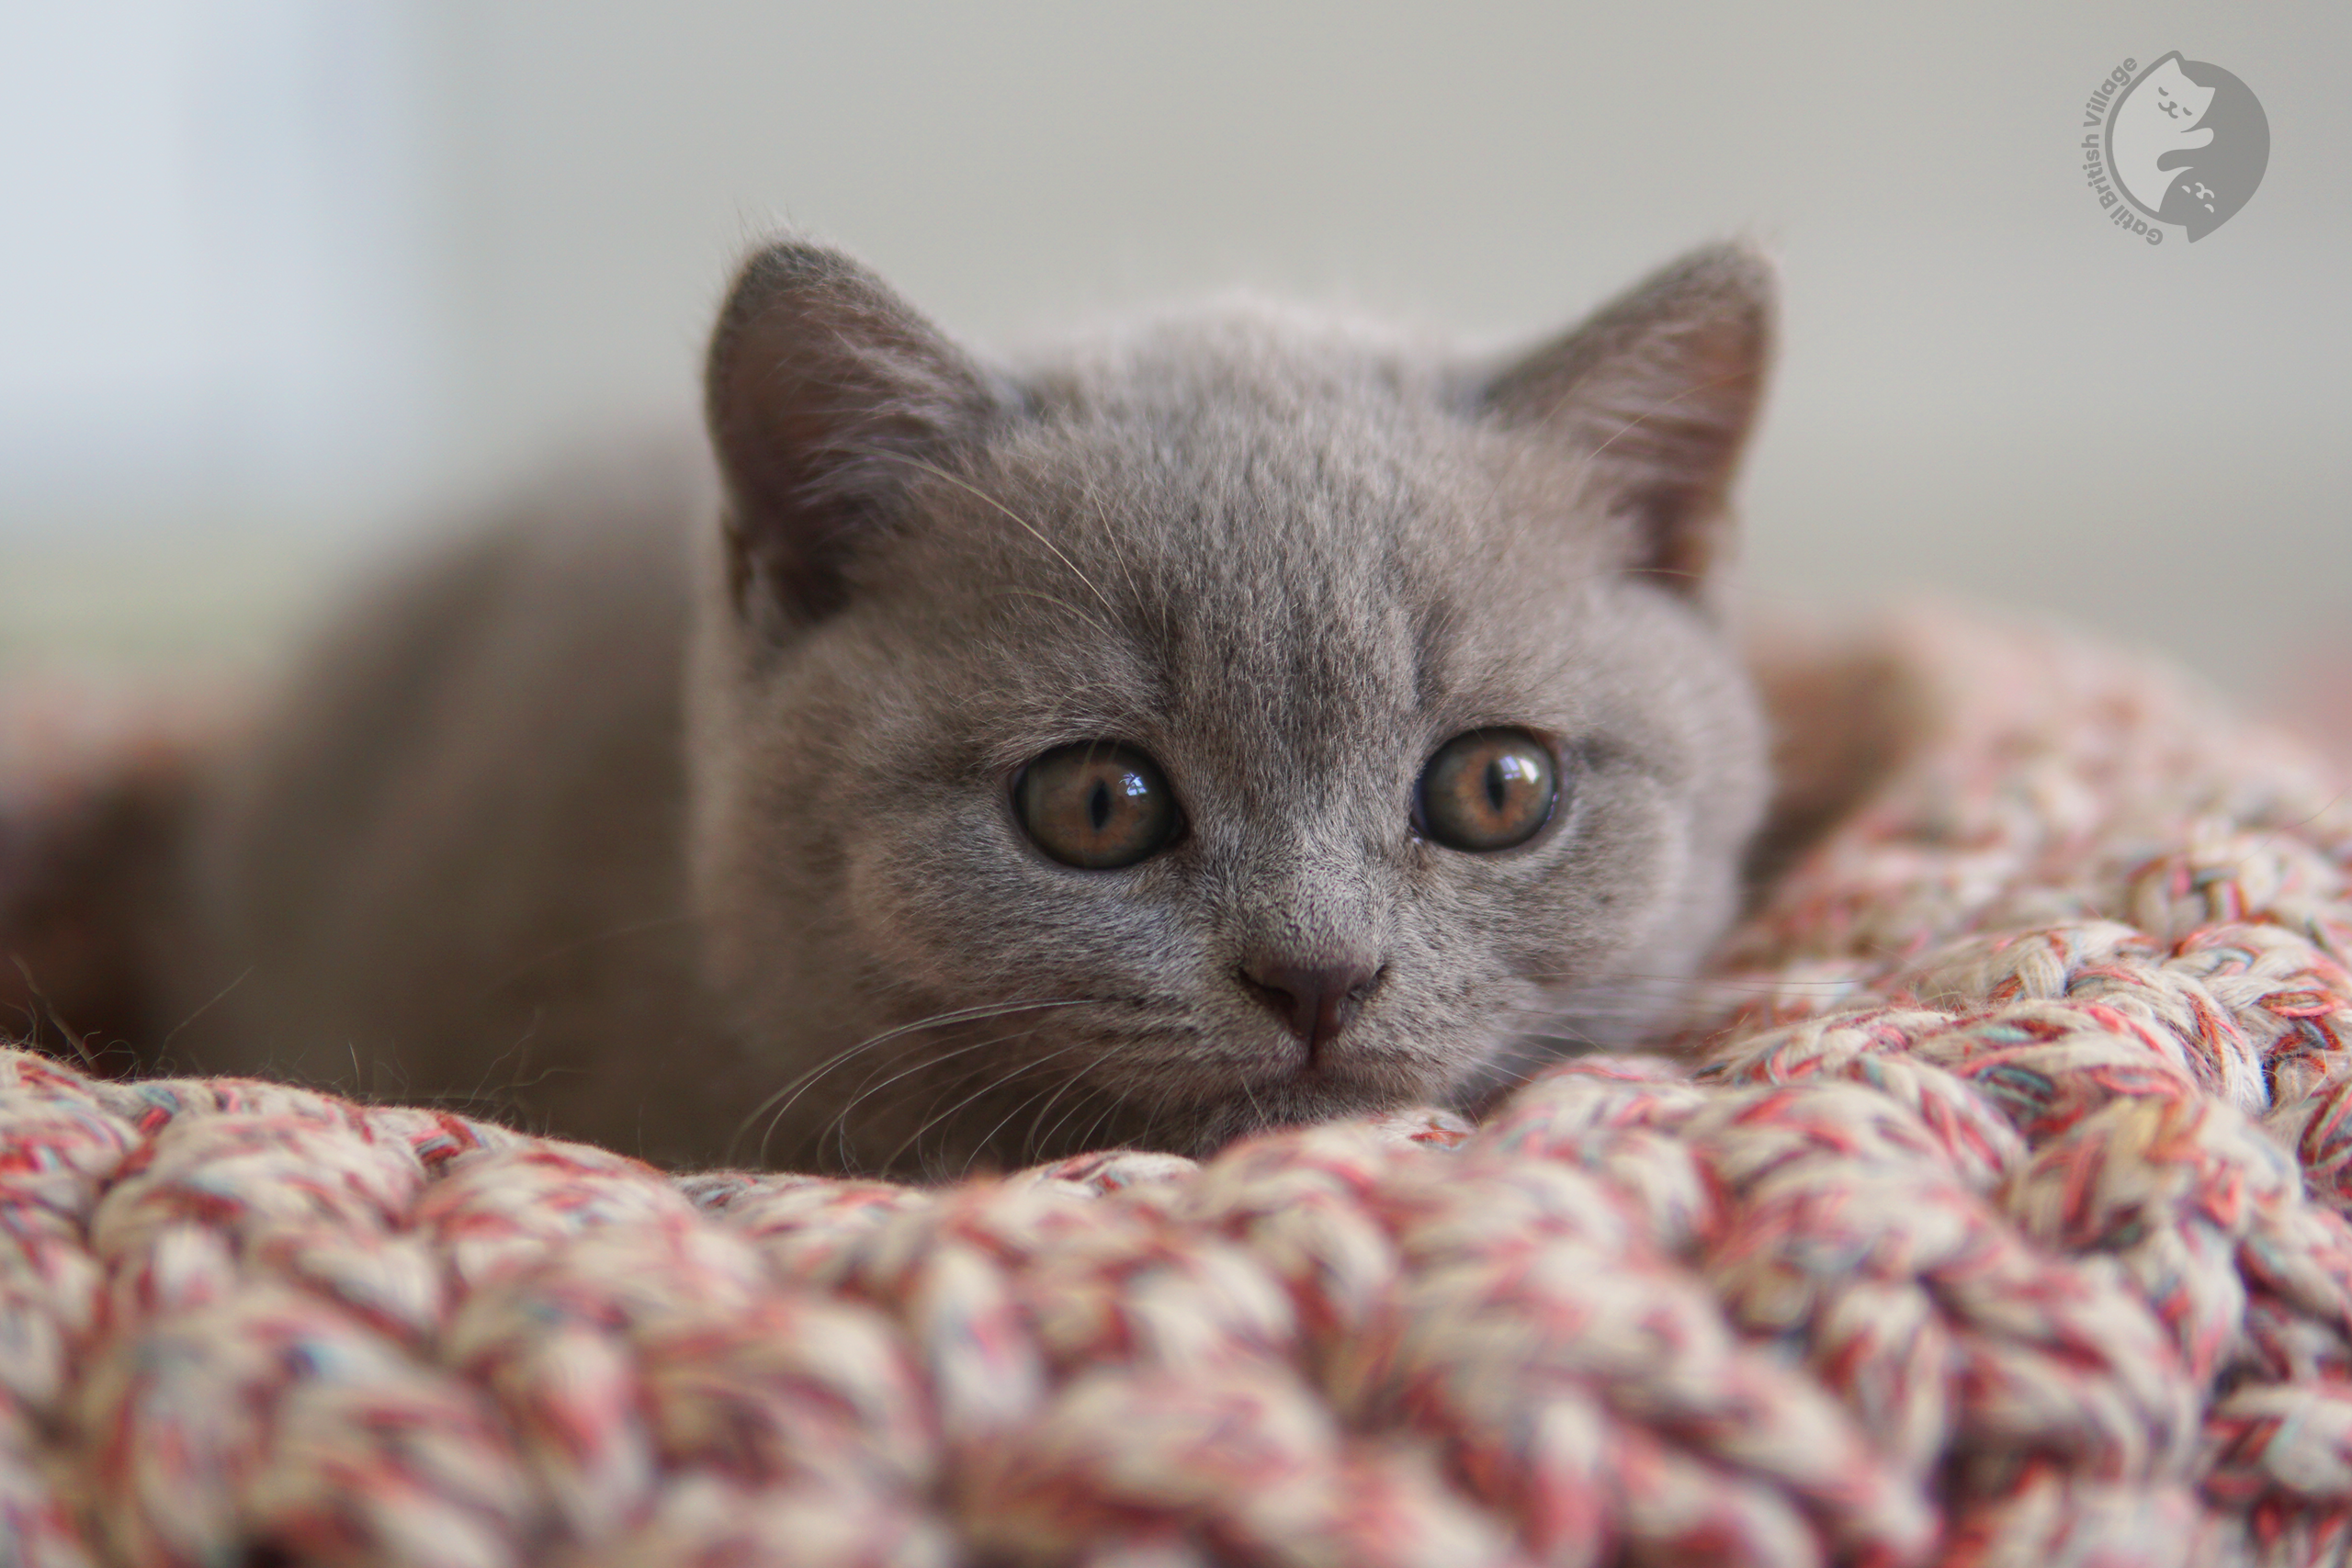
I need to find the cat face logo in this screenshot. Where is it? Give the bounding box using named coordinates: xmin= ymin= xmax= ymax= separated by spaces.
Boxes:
xmin=2104 ymin=53 xmax=2269 ymax=240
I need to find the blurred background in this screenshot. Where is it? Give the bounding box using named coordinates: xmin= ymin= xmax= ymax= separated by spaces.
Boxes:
xmin=3 ymin=1 xmax=2346 ymax=694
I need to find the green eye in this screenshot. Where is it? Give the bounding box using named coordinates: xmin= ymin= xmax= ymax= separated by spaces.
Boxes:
xmin=1014 ymin=742 xmax=1180 ymax=869
xmin=1417 ymin=729 xmax=1557 ymax=852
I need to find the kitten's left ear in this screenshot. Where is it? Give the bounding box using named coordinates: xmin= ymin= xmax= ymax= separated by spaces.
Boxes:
xmin=1478 ymin=243 xmax=1775 ymax=596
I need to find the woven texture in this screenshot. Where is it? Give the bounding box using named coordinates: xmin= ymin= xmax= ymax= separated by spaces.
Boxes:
xmin=4 ymin=610 xmax=2351 ymax=1568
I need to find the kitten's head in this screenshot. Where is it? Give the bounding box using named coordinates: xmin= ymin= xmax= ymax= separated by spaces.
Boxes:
xmin=691 ymin=238 xmax=1774 ymax=1175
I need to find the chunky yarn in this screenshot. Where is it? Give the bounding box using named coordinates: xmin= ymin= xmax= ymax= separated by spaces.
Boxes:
xmin=2 ymin=608 xmax=2349 ymax=1568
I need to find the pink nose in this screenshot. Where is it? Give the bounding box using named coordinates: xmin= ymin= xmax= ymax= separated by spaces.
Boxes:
xmin=1241 ymin=958 xmax=1383 ymax=1064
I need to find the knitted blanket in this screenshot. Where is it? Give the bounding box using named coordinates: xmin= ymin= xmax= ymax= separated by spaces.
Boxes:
xmin=3 ymin=610 xmax=2350 ymax=1568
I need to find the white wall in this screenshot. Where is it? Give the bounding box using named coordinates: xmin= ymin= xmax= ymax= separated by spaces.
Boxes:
xmin=4 ymin=1 xmax=2346 ymax=687
xmin=0 ymin=1 xmax=441 ymax=528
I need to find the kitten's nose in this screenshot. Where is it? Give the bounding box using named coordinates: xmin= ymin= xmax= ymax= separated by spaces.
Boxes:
xmin=1240 ymin=957 xmax=1384 ymax=1064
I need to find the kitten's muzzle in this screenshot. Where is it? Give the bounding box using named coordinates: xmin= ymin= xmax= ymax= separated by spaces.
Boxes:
xmin=1238 ymin=957 xmax=1386 ymax=1067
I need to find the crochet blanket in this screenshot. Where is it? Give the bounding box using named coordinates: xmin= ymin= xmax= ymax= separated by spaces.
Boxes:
xmin=2 ymin=610 xmax=2349 ymax=1568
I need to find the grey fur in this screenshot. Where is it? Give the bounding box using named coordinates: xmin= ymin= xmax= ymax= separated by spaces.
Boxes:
xmin=162 ymin=240 xmax=1776 ymax=1175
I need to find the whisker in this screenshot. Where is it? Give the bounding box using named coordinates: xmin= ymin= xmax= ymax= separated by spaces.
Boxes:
xmin=823 ymin=1023 xmax=1056 ymax=1173
xmin=1515 ymin=970 xmax=1868 ymax=991
xmin=1035 ymin=1079 xmax=1117 ymax=1162
xmin=1478 ymin=1046 xmax=1562 ymax=1093
xmin=1507 ymin=1032 xmax=1612 ymax=1053
xmin=1080 ymin=477 xmax=1148 ymax=612
xmin=826 ymin=1024 xmax=1053 ymax=1171
xmin=885 ymin=1034 xmax=1099 ymax=1177
xmin=879 ymin=453 xmax=1119 ymax=626
xmin=962 ymin=1043 xmax=1111 ymax=1172
xmin=972 ymin=1077 xmax=1074 ymax=1174
xmin=826 ymin=1022 xmax=1054 ymax=1145
xmin=157 ymin=964 xmax=254 ymax=1055
xmin=1032 ymin=1086 xmax=1114 ymax=1168
xmin=477 ymin=912 xmax=698 ymax=997
xmin=1020 ymin=1062 xmax=1097 ymax=1162
xmin=1233 ymin=1072 xmax=1271 ymax=1135
xmin=997 ymin=586 xmax=1119 ymax=628
xmin=728 ymin=997 xmax=1094 ymax=1165
xmin=1072 ymin=1094 xmax=1125 ymax=1156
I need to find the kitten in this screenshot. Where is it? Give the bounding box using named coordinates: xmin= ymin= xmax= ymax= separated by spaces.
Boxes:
xmin=150 ymin=237 xmax=1775 ymax=1174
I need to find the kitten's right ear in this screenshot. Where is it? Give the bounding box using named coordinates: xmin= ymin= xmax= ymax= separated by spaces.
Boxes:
xmin=705 ymin=239 xmax=995 ymax=624
xmin=1477 ymin=243 xmax=1775 ymax=600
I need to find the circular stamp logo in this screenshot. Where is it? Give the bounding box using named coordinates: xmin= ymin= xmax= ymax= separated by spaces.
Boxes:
xmin=2080 ymin=52 xmax=2269 ymax=244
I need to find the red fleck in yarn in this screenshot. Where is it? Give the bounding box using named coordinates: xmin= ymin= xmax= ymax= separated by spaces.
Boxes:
xmin=4 ymin=609 xmax=2351 ymax=1566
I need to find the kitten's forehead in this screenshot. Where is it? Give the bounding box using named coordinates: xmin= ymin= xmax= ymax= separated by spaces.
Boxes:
xmin=1006 ymin=302 xmax=1474 ymax=558
xmin=918 ymin=308 xmax=1583 ymax=792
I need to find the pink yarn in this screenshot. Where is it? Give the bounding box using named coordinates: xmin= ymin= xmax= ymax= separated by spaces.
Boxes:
xmin=3 ymin=608 xmax=2349 ymax=1567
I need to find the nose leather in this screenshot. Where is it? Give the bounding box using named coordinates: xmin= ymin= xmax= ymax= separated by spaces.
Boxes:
xmin=1241 ymin=957 xmax=1384 ymax=1065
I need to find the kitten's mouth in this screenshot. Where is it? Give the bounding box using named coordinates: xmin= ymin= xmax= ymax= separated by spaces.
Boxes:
xmin=980 ymin=1014 xmax=1459 ymax=1162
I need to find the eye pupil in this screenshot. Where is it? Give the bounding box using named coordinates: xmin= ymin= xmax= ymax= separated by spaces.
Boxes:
xmin=1088 ymin=780 xmax=1112 ymax=830
xmin=1418 ymin=728 xmax=1558 ymax=852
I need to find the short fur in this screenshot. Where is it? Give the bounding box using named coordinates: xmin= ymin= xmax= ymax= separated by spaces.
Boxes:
xmin=155 ymin=240 xmax=1776 ymax=1174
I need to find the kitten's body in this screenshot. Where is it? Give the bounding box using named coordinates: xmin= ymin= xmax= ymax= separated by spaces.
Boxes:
xmin=151 ymin=243 xmax=1777 ymax=1173
xmin=160 ymin=446 xmax=754 ymax=1160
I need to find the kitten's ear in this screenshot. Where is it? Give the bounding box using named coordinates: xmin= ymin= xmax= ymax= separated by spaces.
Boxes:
xmin=1478 ymin=243 xmax=1775 ymax=596
xmin=705 ymin=239 xmax=996 ymax=623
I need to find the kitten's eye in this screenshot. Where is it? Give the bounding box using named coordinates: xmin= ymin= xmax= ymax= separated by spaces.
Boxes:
xmin=1014 ymin=742 xmax=1179 ymax=869
xmin=1417 ymin=728 xmax=1557 ymax=852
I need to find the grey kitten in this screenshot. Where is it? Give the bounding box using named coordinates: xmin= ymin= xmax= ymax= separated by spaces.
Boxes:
xmin=155 ymin=237 xmax=1774 ymax=1175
